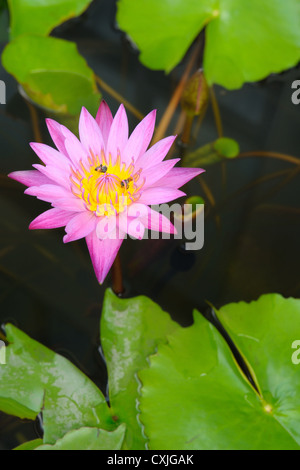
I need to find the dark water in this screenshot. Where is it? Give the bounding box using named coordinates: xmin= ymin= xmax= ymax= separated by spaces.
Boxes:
xmin=0 ymin=0 xmax=300 ymax=449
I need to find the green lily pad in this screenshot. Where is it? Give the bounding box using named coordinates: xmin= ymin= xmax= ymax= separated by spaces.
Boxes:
xmin=138 ymin=295 xmax=300 ymax=450
xmin=0 ymin=341 xmax=5 ymax=365
xmin=7 ymin=0 xmax=93 ymax=39
xmin=2 ymin=35 xmax=101 ymax=115
xmin=35 ymin=425 xmax=126 ymax=450
xmin=100 ymin=289 xmax=179 ymax=450
xmin=14 ymin=439 xmax=43 ymax=450
xmin=213 ymin=137 xmax=239 ymax=158
xmin=183 ymin=137 xmax=239 ymax=167
xmin=117 ymin=0 xmax=300 ymax=89
xmin=217 ymin=294 xmax=300 ymax=444
xmin=0 ymin=324 xmax=113 ymax=444
xmin=184 ymin=196 xmax=205 ymax=216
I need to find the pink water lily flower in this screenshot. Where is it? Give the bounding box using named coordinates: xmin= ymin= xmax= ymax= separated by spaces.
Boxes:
xmin=9 ymin=101 xmax=204 ymax=283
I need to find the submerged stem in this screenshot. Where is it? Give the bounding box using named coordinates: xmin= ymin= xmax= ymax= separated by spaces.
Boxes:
xmin=198 ymin=175 xmax=221 ymax=229
xmin=209 ymin=85 xmax=227 ymax=191
xmin=26 ymin=101 xmax=43 ymax=143
xmin=111 ymin=253 xmax=124 ymax=296
xmin=95 ymin=75 xmax=144 ymax=121
xmin=152 ymin=39 xmax=202 ymax=145
xmin=181 ymin=114 xmax=194 ymax=145
xmin=209 ymin=86 xmax=223 ymax=138
xmin=238 ymin=151 xmax=300 ymax=166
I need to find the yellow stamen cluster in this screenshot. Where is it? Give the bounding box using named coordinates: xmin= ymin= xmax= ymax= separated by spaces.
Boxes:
xmin=70 ymin=150 xmax=143 ymax=216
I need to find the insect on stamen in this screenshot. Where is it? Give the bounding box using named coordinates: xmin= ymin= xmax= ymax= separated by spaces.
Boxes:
xmin=120 ymin=178 xmax=133 ymax=190
xmin=95 ymin=164 xmax=108 ymax=173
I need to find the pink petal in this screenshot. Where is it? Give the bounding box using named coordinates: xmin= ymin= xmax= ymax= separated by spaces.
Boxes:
xmin=142 ymin=158 xmax=180 ymax=188
xmin=123 ymin=110 xmax=156 ymax=162
xmin=63 ymin=211 xmax=97 ymax=243
xmin=118 ymin=212 xmax=145 ymax=240
xmin=79 ymin=107 xmax=104 ymax=158
xmin=52 ymin=197 xmax=86 ymax=212
xmin=96 ymin=100 xmax=113 ymax=147
xmin=25 ymin=184 xmax=72 ymax=202
xmin=96 ymin=216 xmax=117 ymax=240
xmin=126 ymin=202 xmax=149 ymax=219
xmin=139 ymin=187 xmax=186 ymax=205
xmin=85 ymin=230 xmax=124 ymax=284
xmin=29 ymin=208 xmax=75 ymax=229
xmin=8 ymin=170 xmax=52 ymax=187
xmin=32 ymin=164 xmax=71 ymax=189
xmin=45 ymin=118 xmax=68 ymax=156
xmin=149 ymin=167 xmax=205 ymax=189
xmin=61 ymin=126 xmax=87 ymax=167
xmin=106 ymin=104 xmax=128 ymax=163
xmin=127 ymin=220 xmax=145 ymax=240
xmin=25 ymin=184 xmax=85 ymax=212
xmin=122 ymin=203 xmax=176 ymax=234
xmin=136 ymin=135 xmax=176 ymax=169
xmin=139 ymin=207 xmax=177 ymax=234
xmin=30 ymin=143 xmax=70 ymax=168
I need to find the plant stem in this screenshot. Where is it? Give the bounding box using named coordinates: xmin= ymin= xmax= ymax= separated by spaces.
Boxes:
xmin=152 ymin=39 xmax=202 ymax=145
xmin=209 ymin=85 xmax=227 ymax=190
xmin=211 ymin=168 xmax=291 ymax=216
xmin=209 ymin=85 xmax=223 ymax=137
xmin=257 ymin=164 xmax=300 ymax=202
xmin=173 ymin=110 xmax=187 ymax=139
xmin=198 ymin=175 xmax=221 ymax=229
xmin=26 ymin=101 xmax=43 ymax=143
xmin=192 ymin=104 xmax=207 ymax=140
xmin=238 ymin=151 xmax=300 ymax=166
xmin=95 ymin=75 xmax=144 ymax=121
xmin=111 ymin=253 xmax=124 ymax=296
xmin=181 ymin=114 xmax=194 ymax=145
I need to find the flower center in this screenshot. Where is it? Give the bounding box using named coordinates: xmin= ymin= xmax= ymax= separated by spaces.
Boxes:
xmin=70 ymin=150 xmax=143 ymax=216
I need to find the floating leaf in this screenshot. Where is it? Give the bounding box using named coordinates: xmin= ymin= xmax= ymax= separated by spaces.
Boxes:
xmin=183 ymin=137 xmax=239 ymax=167
xmin=0 ymin=324 xmax=113 ymax=444
xmin=138 ymin=295 xmax=300 ymax=449
xmin=14 ymin=439 xmax=43 ymax=450
xmin=174 ymin=196 xmax=204 ymax=224
xmin=2 ymin=35 xmax=101 ymax=115
xmin=7 ymin=0 xmax=93 ymax=39
xmin=185 ymin=196 xmax=205 ymax=219
xmin=0 ymin=340 xmax=5 ymax=364
xmin=117 ymin=0 xmax=300 ymax=89
xmin=213 ymin=137 xmax=239 ymax=158
xmin=217 ymin=294 xmax=300 ymax=443
xmin=100 ymin=289 xmax=179 ymax=450
xmin=35 ymin=425 xmax=126 ymax=450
